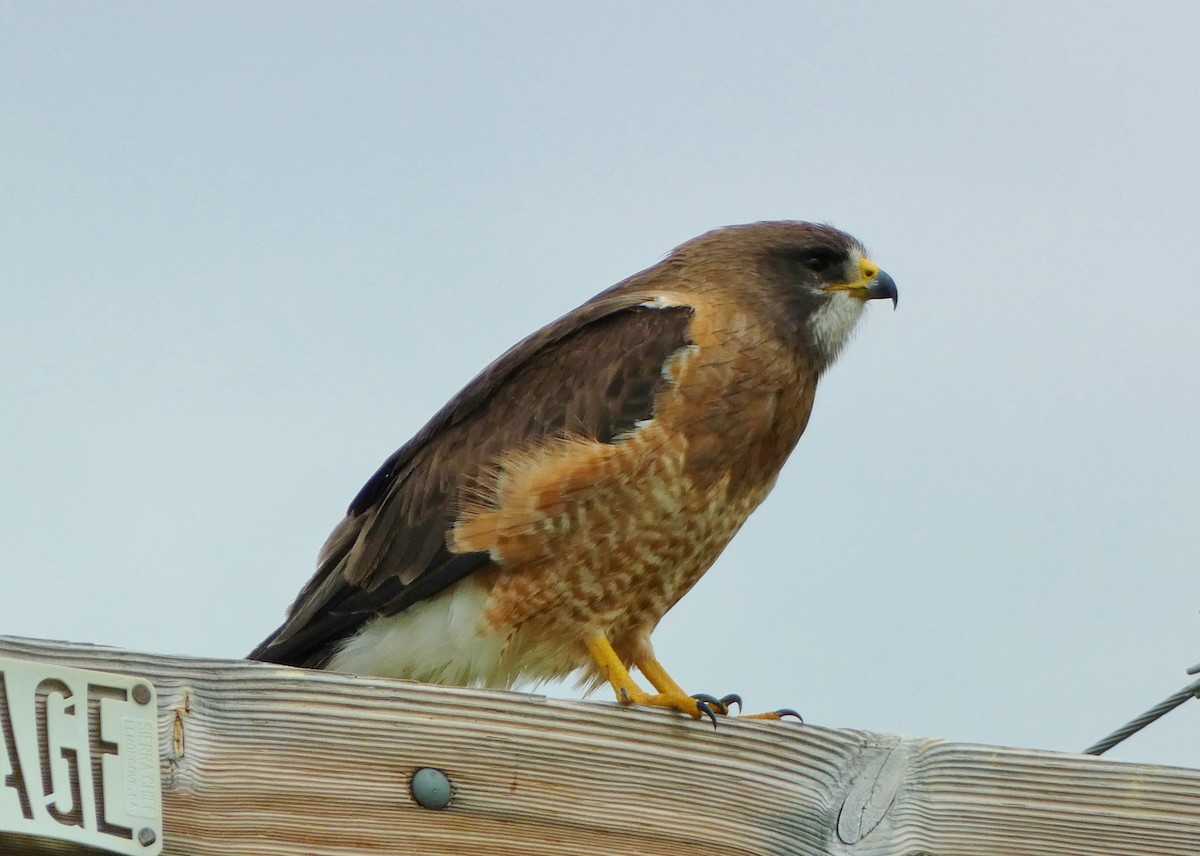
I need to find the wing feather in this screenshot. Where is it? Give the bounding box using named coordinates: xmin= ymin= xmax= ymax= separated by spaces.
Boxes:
xmin=249 ymin=292 xmax=695 ymax=667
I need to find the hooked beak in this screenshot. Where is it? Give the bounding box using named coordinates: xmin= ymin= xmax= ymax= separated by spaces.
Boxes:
xmin=866 ymin=269 xmax=898 ymax=309
xmin=825 ymin=258 xmax=899 ymax=309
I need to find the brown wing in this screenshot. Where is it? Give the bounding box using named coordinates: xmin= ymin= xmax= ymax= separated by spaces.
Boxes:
xmin=249 ymin=292 xmax=695 ymax=667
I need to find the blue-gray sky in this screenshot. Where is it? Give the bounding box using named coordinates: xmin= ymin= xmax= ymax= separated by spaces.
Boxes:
xmin=3 ymin=2 xmax=1199 ymax=769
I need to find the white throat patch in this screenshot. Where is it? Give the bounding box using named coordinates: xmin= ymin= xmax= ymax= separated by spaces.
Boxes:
xmin=807 ymin=291 xmax=866 ymax=365
xmin=805 ymin=246 xmax=870 ymax=366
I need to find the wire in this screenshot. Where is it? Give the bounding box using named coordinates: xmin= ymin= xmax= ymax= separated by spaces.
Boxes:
xmin=1082 ymin=673 xmax=1200 ymax=756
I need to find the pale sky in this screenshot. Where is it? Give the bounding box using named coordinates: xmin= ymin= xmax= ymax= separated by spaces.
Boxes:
xmin=3 ymin=2 xmax=1199 ymax=770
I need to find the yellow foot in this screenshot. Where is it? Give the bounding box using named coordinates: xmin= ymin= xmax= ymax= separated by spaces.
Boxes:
xmin=616 ymin=684 xmax=725 ymax=723
xmin=585 ymin=637 xmax=744 ymax=726
xmin=636 ymin=650 xmax=802 ymax=723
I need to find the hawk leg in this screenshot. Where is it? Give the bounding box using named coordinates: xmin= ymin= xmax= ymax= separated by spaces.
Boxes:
xmin=585 ymin=637 xmax=736 ymax=725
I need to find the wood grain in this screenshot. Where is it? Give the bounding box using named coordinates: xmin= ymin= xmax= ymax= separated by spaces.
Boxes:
xmin=2 ymin=635 xmax=1198 ymax=855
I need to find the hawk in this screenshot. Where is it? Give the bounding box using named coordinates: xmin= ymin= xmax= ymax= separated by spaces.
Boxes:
xmin=250 ymin=221 xmax=897 ymax=722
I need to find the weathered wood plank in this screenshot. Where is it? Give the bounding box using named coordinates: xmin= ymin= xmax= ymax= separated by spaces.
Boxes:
xmin=2 ymin=635 xmax=1198 ymax=855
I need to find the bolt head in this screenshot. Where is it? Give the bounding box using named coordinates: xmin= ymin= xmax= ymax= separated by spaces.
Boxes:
xmin=410 ymin=767 xmax=452 ymax=810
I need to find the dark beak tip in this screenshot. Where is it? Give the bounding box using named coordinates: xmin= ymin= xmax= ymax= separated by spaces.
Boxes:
xmin=869 ymin=270 xmax=898 ymax=310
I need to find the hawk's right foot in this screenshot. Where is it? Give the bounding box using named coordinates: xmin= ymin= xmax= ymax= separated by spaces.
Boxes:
xmin=585 ymin=636 xmax=741 ymax=727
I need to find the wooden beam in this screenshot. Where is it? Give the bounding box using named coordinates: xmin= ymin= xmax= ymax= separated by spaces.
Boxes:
xmin=2 ymin=635 xmax=1198 ymax=855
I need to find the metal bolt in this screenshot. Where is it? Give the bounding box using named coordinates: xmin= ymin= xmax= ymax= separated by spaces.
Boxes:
xmin=410 ymin=767 xmax=452 ymax=810
xmin=138 ymin=827 xmax=157 ymax=846
xmin=132 ymin=683 xmax=153 ymax=706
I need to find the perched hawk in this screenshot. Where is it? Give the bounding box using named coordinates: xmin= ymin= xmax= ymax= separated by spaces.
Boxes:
xmin=250 ymin=222 xmax=897 ymax=721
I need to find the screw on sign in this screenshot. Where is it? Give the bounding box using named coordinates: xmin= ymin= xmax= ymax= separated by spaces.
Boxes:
xmin=0 ymin=657 xmax=163 ymax=856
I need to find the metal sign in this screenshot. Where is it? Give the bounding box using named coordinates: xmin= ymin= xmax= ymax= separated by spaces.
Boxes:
xmin=0 ymin=655 xmax=163 ymax=855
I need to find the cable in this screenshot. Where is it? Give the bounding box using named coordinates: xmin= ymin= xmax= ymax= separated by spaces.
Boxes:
xmin=1082 ymin=672 xmax=1200 ymax=756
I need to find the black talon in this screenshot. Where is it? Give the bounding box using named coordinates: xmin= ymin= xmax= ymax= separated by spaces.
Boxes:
xmin=691 ymin=692 xmax=728 ymax=716
xmin=719 ymin=694 xmax=743 ymax=714
xmin=694 ymin=699 xmax=718 ymax=729
xmin=773 ymin=708 xmax=804 ymax=722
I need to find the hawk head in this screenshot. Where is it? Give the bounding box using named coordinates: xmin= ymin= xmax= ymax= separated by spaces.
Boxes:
xmin=672 ymin=221 xmax=898 ymax=367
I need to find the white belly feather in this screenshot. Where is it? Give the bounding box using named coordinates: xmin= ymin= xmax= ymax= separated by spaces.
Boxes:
xmin=325 ymin=580 xmax=584 ymax=689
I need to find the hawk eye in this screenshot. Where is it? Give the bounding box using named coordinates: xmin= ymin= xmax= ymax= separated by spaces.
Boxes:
xmin=797 ymin=248 xmax=840 ymax=273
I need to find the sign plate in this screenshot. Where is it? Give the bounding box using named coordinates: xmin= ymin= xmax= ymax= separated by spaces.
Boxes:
xmin=0 ymin=655 xmax=163 ymax=855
